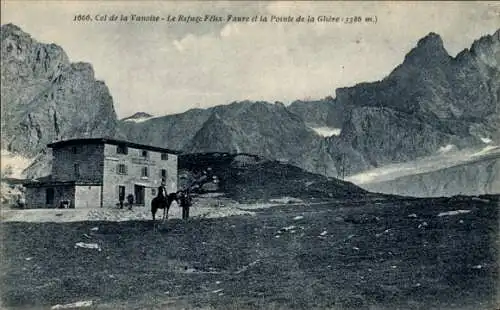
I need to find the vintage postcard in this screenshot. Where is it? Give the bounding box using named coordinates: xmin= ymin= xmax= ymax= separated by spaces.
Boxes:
xmin=1 ymin=1 xmax=499 ymax=309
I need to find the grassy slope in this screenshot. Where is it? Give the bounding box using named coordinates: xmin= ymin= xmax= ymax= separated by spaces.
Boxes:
xmin=1 ymin=195 xmax=498 ymax=310
xmin=179 ymin=153 xmax=369 ymax=203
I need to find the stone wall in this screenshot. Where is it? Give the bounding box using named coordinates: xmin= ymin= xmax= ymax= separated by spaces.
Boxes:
xmin=74 ymin=185 xmax=102 ymax=208
xmin=52 ymin=144 xmax=105 ymax=183
xmin=25 ymin=184 xmax=74 ymax=208
xmin=101 ymin=144 xmax=178 ymax=207
xmin=25 ymin=186 xmax=46 ymax=208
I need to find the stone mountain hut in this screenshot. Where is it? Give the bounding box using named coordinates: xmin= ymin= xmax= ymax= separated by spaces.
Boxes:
xmin=23 ymin=138 xmax=180 ymax=208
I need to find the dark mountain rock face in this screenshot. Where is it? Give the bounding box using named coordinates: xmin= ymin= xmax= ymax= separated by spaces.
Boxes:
xmin=118 ymin=108 xmax=212 ymax=151
xmin=278 ymin=30 xmax=499 ymax=177
xmin=287 ymin=96 xmax=346 ymax=128
xmin=1 ymin=23 xmax=118 ymax=158
xmin=336 ymin=106 xmax=481 ymax=173
xmin=330 ymin=30 xmax=500 ymax=172
xmin=185 ymin=101 xmax=323 ymax=167
xmin=336 ymin=31 xmax=499 ymax=120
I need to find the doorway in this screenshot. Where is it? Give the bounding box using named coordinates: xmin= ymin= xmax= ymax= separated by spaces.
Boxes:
xmin=134 ymin=185 xmax=145 ymax=205
xmin=118 ymin=186 xmax=125 ymax=201
xmin=46 ymin=188 xmax=54 ymax=205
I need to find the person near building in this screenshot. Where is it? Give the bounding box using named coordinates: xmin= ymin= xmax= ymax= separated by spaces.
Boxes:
xmin=158 ymin=179 xmax=167 ymax=201
xmin=179 ymin=190 xmax=192 ymax=220
xmin=119 ymin=191 xmax=125 ymax=209
xmin=17 ymin=195 xmax=26 ymax=209
xmin=126 ymin=193 xmax=134 ymax=210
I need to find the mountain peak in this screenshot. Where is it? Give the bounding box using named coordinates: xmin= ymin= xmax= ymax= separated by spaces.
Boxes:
xmin=470 ymin=28 xmax=500 ymax=53
xmin=1 ymin=23 xmax=32 ymax=42
xmin=1 ymin=23 xmax=22 ymax=32
xmin=402 ymin=32 xmax=450 ymax=66
xmin=417 ymin=32 xmax=444 ymax=48
xmin=453 ymin=29 xmax=500 ymax=68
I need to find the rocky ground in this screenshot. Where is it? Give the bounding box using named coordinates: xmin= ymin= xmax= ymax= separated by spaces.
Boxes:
xmin=1 ymin=195 xmax=498 ymax=310
xmin=0 ymin=194 xmax=257 ymax=223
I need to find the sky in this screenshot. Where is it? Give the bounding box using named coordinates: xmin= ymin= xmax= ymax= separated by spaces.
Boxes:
xmin=1 ymin=1 xmax=499 ymax=118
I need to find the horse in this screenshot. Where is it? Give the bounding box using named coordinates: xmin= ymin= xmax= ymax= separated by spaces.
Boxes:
xmin=151 ymin=192 xmax=178 ymax=223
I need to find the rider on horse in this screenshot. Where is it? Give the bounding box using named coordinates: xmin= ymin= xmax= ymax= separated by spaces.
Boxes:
xmin=151 ymin=179 xmax=175 ymax=223
xmin=158 ymin=179 xmax=168 ymax=201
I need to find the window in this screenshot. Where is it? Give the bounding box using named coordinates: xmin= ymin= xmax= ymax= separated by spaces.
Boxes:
xmin=161 ymin=169 xmax=167 ymax=178
xmin=161 ymin=153 xmax=168 ymax=160
xmin=141 ymin=166 xmax=149 ymax=178
xmin=71 ymin=146 xmax=78 ymax=154
xmin=141 ymin=150 xmax=148 ymax=158
xmin=117 ymin=164 xmax=127 ymax=175
xmin=117 ymin=144 xmax=128 ymax=155
xmin=74 ymin=163 xmax=80 ymax=178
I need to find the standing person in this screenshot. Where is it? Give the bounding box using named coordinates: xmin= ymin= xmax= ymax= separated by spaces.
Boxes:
xmin=158 ymin=179 xmax=167 ymax=201
xmin=119 ymin=191 xmax=125 ymax=209
xmin=180 ymin=190 xmax=192 ymax=220
xmin=127 ymin=193 xmax=134 ymax=210
xmin=17 ymin=195 xmax=25 ymax=209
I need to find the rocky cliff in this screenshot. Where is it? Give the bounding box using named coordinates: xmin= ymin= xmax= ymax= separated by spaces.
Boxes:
xmin=257 ymin=30 xmax=500 ymax=178
xmin=185 ymin=101 xmax=321 ymax=164
xmin=1 ymin=23 xmax=118 ymax=161
xmin=118 ymin=108 xmax=212 ymax=151
xmin=288 ymin=96 xmax=346 ymax=128
xmin=331 ymin=30 xmax=499 ymax=172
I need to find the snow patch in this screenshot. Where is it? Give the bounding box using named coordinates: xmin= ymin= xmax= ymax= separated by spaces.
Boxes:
xmin=347 ymin=144 xmax=500 ymax=185
xmin=438 ymin=144 xmax=456 ymax=153
xmin=51 ymin=300 xmax=93 ymax=309
xmin=347 ymin=166 xmax=415 ymax=184
xmin=279 ymin=225 xmax=296 ymax=233
xmin=74 ymin=242 xmax=101 ymax=251
xmin=471 ymin=145 xmax=498 ymax=157
xmin=310 ymin=126 xmax=341 ymax=137
xmin=123 ymin=116 xmax=155 ymax=123
xmin=437 ymin=210 xmax=471 ymax=217
xmin=269 ymin=197 xmax=303 ymax=204
xmin=1 ymin=149 xmax=33 ymax=178
xmin=418 ymin=222 xmax=428 ymax=229
xmin=480 ymin=137 xmax=493 ymax=144
xmin=471 ymin=197 xmax=490 ymax=203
